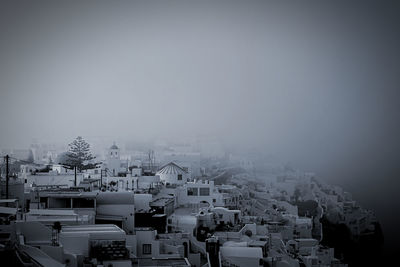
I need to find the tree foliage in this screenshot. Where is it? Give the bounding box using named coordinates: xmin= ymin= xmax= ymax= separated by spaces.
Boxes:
xmin=65 ymin=136 xmax=96 ymax=171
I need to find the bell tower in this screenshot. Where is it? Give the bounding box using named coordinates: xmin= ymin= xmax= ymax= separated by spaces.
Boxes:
xmin=107 ymin=142 xmax=120 ymax=176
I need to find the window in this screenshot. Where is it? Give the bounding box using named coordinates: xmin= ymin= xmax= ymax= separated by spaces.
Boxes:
xmin=187 ymin=187 xmax=198 ymax=196
xmin=177 ymin=174 xmax=182 ymax=180
xmin=199 ymin=188 xmax=210 ymax=196
xmin=50 ymin=198 xmax=71 ymax=208
xmin=143 ymin=244 xmax=152 ymax=255
xmin=213 ymin=199 xmax=216 ymax=203
xmin=73 ymin=198 xmax=95 ymax=208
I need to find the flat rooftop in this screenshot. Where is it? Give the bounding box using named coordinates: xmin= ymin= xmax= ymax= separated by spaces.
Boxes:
xmin=61 ymin=224 xmax=125 ymax=234
xmin=38 ymin=191 xmax=98 ymax=198
xmin=150 ymin=197 xmax=174 ymax=206
xmin=133 ymin=257 xmax=190 ymax=266
xmin=28 ymin=209 xmax=77 ymax=216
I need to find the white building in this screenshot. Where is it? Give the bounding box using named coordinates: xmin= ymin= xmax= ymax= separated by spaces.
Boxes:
xmin=176 ymin=180 xmax=224 ymax=207
xmin=212 ymin=207 xmax=241 ymax=226
xmin=23 ymin=172 xmax=80 ymax=189
xmin=157 ymin=162 xmax=189 ymax=186
xmin=106 ymin=142 xmax=124 ymax=176
xmin=52 ymin=164 xmax=74 ymax=174
xmin=161 ymin=152 xmax=201 ymax=177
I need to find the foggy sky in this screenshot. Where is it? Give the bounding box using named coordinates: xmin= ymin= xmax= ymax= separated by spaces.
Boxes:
xmin=1 ymin=0 xmax=400 ymax=256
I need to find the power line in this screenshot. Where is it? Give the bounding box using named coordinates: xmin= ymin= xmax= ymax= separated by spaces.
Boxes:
xmin=5 ymin=155 xmax=9 ymax=200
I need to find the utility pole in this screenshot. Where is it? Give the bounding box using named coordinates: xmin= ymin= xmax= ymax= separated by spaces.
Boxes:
xmin=74 ymin=166 xmax=77 ymax=187
xmin=37 ymin=188 xmax=40 ymax=209
xmin=5 ymin=155 xmax=9 ymax=200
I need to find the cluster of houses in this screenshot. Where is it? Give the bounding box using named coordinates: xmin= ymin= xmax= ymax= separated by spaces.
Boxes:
xmin=0 ymin=143 xmax=356 ymax=267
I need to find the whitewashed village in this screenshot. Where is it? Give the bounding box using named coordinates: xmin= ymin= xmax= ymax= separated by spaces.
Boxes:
xmin=0 ymin=136 xmax=382 ymax=267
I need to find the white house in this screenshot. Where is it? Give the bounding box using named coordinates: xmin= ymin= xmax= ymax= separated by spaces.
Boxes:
xmin=52 ymin=164 xmax=74 ymax=174
xmin=156 ymin=162 xmax=189 ymax=186
xmin=212 ymin=207 xmax=241 ymax=226
xmin=176 ymin=180 xmax=224 ymax=207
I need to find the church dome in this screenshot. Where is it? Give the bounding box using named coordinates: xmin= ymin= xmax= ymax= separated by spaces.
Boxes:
xmin=157 ymin=162 xmax=187 ymax=175
xmin=110 ymin=143 xmax=119 ymax=150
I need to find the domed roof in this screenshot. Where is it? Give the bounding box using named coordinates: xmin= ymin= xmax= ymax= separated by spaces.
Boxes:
xmin=110 ymin=142 xmax=119 ymax=150
xmin=157 ymin=162 xmax=187 ymax=175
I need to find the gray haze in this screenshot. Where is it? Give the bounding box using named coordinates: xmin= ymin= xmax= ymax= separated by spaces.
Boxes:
xmin=1 ymin=0 xmax=400 ymax=255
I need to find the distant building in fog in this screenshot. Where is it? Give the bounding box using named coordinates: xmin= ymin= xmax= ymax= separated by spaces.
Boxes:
xmin=106 ymin=142 xmax=124 ymax=176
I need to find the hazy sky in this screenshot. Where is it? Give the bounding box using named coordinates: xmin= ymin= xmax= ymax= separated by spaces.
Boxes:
xmin=1 ymin=0 xmax=400 ymax=254
xmin=1 ymin=0 xmax=398 ymax=149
